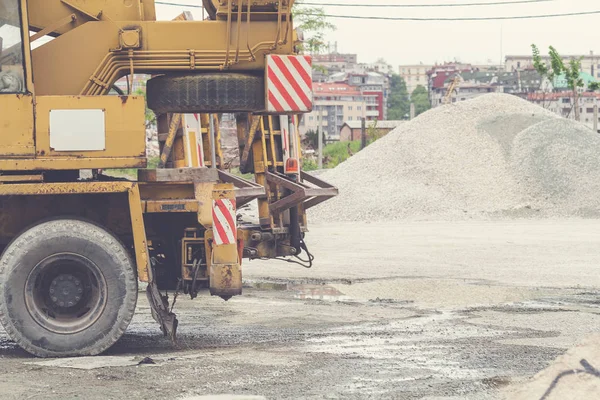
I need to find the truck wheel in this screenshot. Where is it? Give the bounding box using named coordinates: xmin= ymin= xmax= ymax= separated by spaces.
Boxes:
xmin=146 ymin=73 xmax=265 ymax=114
xmin=0 ymin=219 xmax=137 ymax=357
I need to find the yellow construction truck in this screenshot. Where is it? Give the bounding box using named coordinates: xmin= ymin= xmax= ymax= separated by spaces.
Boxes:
xmin=0 ymin=0 xmax=336 ymax=357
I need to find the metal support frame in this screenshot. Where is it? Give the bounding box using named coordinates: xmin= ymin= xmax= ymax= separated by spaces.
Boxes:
xmin=265 ymin=171 xmax=338 ymax=215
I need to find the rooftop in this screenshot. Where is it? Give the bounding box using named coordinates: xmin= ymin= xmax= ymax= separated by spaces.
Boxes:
xmin=343 ymin=120 xmax=406 ymax=129
xmin=527 ymin=91 xmax=600 ymax=101
xmin=313 ymin=83 xmax=362 ymax=96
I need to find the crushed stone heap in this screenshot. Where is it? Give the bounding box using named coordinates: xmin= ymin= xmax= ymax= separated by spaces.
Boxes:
xmin=311 ymin=93 xmax=600 ymax=222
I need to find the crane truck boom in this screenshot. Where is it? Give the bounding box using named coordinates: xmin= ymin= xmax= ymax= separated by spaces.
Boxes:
xmin=0 ymin=0 xmax=337 ymax=357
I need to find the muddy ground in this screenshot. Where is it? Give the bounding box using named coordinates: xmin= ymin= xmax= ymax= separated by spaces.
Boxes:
xmin=1 ymin=220 xmax=599 ymax=400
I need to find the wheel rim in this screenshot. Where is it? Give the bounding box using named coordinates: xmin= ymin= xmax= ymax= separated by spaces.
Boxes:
xmin=25 ymin=253 xmax=107 ymax=334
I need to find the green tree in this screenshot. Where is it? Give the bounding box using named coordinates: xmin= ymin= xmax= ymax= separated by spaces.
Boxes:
xmin=134 ymin=87 xmax=156 ymax=128
xmin=387 ymin=74 xmax=410 ymax=120
xmin=531 ymin=44 xmax=553 ymax=109
xmin=293 ymin=2 xmax=335 ymax=54
xmin=303 ymin=129 xmax=319 ymax=149
xmin=564 ymin=57 xmax=584 ymax=121
xmin=410 ymin=85 xmax=431 ymax=117
xmin=531 ymin=44 xmax=584 ymax=120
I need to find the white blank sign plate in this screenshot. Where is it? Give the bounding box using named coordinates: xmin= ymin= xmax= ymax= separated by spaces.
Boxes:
xmin=49 ymin=109 xmax=106 ymax=151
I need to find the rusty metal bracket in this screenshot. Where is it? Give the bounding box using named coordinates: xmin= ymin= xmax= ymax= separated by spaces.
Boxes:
xmin=158 ymin=114 xmax=182 ymax=168
xmin=146 ymin=282 xmax=178 ymax=342
xmin=265 ymin=171 xmax=338 ymax=214
xmin=218 ymin=169 xmax=266 ymax=207
xmin=240 ymin=116 xmax=261 ymax=172
xmin=301 ymin=171 xmax=339 ymax=209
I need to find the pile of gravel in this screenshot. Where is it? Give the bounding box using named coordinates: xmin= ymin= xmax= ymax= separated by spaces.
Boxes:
xmin=512 ymin=118 xmax=600 ymax=217
xmin=311 ymin=93 xmax=600 ymax=222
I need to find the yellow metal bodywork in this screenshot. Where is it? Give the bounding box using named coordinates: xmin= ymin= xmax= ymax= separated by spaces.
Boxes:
xmin=31 ymin=20 xmax=293 ymax=96
xmin=0 ymin=94 xmax=34 ymax=156
xmin=35 ymin=96 xmax=146 ymax=158
xmin=195 ymin=182 xmax=217 ymax=227
xmin=127 ymin=184 xmax=151 ymax=283
xmin=0 ymin=181 xmax=150 ymax=282
xmin=0 ymin=95 xmax=146 ymax=170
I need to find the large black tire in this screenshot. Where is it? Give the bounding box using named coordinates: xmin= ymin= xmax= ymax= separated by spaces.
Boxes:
xmin=0 ymin=219 xmax=138 ymax=357
xmin=146 ymin=73 xmax=265 ymax=115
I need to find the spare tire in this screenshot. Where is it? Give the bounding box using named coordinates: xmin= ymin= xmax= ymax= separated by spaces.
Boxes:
xmin=147 ymin=73 xmax=265 ymax=115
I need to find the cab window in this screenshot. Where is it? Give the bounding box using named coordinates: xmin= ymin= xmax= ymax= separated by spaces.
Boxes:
xmin=0 ymin=0 xmax=26 ymax=93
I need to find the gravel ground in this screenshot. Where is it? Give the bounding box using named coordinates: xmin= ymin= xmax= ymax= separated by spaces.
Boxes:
xmin=310 ymin=94 xmax=600 ymax=222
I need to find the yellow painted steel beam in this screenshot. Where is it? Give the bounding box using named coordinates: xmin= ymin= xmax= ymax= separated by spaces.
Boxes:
xmin=128 ymin=184 xmax=151 ymax=282
xmin=142 ymin=199 xmax=198 ymax=213
xmin=31 ymin=20 xmax=292 ymax=96
xmin=0 ymin=181 xmax=133 ymax=195
xmin=0 ymin=157 xmax=146 ymax=171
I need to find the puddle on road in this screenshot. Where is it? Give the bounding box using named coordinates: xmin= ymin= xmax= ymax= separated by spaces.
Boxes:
xmin=246 ymin=282 xmax=353 ymax=302
xmin=291 ymin=285 xmax=352 ymax=301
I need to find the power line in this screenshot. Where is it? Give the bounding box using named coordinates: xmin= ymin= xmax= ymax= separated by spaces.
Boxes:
xmin=299 ymin=0 xmax=554 ymax=8
xmin=154 ymin=2 xmax=600 ymax=21
xmin=155 ymin=1 xmax=202 ymax=7
xmin=156 ymin=0 xmax=554 ymax=8
xmin=314 ymin=10 xmax=600 ymax=21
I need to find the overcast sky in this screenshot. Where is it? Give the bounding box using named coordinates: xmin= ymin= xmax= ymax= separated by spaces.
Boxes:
xmin=155 ymin=0 xmax=600 ymax=67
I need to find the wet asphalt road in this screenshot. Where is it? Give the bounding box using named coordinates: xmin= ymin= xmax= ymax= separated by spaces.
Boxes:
xmin=0 ymin=220 xmax=599 ymax=400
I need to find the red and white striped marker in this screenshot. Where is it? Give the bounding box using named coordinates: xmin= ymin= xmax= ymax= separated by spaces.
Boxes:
xmin=266 ymin=55 xmax=313 ymax=113
xmin=212 ymin=198 xmax=237 ymax=245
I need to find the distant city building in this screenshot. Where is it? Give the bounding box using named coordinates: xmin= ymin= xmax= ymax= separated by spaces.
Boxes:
xmin=329 ymin=71 xmax=388 ymax=120
xmin=553 ymin=72 xmax=597 ymax=91
xmin=299 ymin=83 xmax=367 ymax=141
xmin=399 ymin=63 xmax=433 ymax=94
xmin=506 ymin=51 xmax=600 ymax=79
xmin=429 ymin=69 xmax=543 ymax=108
xmin=527 ymin=91 xmax=600 ymax=132
xmin=339 ymin=120 xmax=405 ymax=142
xmin=312 ymin=52 xmax=359 ymax=82
xmin=427 ymin=63 xmax=473 ymax=103
xmin=472 ymin=64 xmax=505 ymax=72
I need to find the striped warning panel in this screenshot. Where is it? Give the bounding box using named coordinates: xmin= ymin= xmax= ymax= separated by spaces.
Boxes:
xmin=212 ymin=198 xmax=237 ymax=245
xmin=266 ymin=55 xmax=313 ymax=113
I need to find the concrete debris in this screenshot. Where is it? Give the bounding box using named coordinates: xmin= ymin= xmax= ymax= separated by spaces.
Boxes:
xmin=310 ymin=93 xmax=600 ymax=222
xmin=219 ymin=114 xmax=241 ymax=168
xmin=146 ymin=128 xmax=159 ymax=157
xmin=504 ymin=334 xmax=600 ymax=400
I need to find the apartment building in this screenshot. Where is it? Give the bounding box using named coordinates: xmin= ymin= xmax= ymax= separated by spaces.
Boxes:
xmin=399 ymin=63 xmax=433 ymax=94
xmin=299 ymin=83 xmax=366 ymax=141
xmin=329 ymin=71 xmax=388 ymax=120
xmin=527 ymin=92 xmax=600 ymax=132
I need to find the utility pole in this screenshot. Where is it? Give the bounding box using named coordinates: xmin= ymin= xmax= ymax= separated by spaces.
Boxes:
xmin=318 ymin=107 xmax=323 ymax=169
xmin=594 ymin=104 xmax=598 ymax=133
xmin=361 ymin=117 xmax=367 ymax=150
xmin=410 ymin=103 xmax=416 ymax=120
xmin=209 ymin=113 xmax=217 ymax=169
